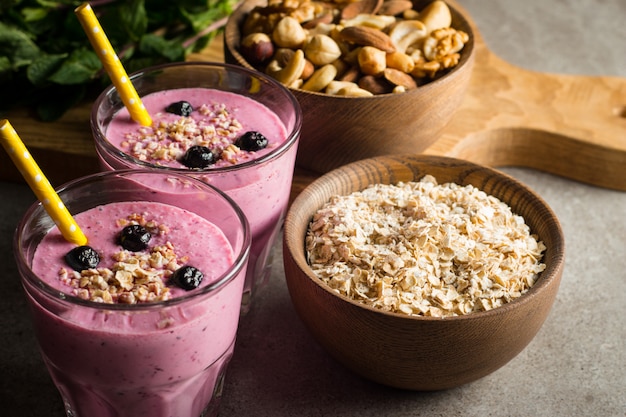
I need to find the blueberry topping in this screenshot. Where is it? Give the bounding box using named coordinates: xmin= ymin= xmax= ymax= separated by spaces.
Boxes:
xmin=65 ymin=245 xmax=100 ymax=271
xmin=165 ymin=101 xmax=193 ymax=116
xmin=171 ymin=266 xmax=204 ymax=290
xmin=180 ymin=145 xmax=215 ymax=169
xmin=235 ymin=131 xmax=268 ymax=151
xmin=118 ymin=225 xmax=151 ymax=252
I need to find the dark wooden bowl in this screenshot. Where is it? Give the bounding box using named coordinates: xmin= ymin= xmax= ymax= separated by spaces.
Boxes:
xmin=282 ymin=154 xmax=565 ymax=390
xmin=224 ymin=1 xmax=475 ymax=174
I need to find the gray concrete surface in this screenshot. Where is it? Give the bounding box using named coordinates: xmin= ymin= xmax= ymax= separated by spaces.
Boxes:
xmin=1 ymin=0 xmax=624 ymax=415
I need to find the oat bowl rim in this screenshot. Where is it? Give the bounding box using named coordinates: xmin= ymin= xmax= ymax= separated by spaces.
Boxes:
xmin=282 ymin=154 xmax=565 ymax=390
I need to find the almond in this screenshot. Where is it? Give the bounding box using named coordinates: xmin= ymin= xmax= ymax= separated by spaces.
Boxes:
xmin=340 ymin=0 xmax=383 ymax=20
xmin=338 ymin=26 xmax=396 ymax=53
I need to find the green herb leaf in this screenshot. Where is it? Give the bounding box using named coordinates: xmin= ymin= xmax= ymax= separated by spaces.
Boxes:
xmin=119 ymin=0 xmax=148 ymax=42
xmin=0 ymin=22 xmax=41 ymax=70
xmin=48 ymin=48 xmax=102 ymax=85
xmin=27 ymin=53 xmax=67 ymax=86
xmin=0 ymin=0 xmax=238 ymax=120
xmin=139 ymin=34 xmax=185 ymax=62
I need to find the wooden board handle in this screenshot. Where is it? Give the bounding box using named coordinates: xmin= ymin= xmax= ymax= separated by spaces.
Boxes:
xmin=428 ymin=2 xmax=626 ymax=191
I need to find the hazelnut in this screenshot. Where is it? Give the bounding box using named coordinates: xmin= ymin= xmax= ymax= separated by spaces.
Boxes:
xmin=240 ymin=33 xmax=274 ymax=65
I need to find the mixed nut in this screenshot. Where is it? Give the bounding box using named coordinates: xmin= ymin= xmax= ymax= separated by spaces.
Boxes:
xmin=237 ymin=0 xmax=470 ymax=96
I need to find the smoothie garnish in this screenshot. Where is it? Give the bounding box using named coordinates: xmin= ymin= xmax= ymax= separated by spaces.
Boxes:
xmin=235 ymin=131 xmax=269 ymax=151
xmin=181 ymin=145 xmax=216 ymax=169
xmin=166 ymin=101 xmax=194 ymax=117
xmin=65 ymin=246 xmax=101 ymax=271
xmin=171 ymin=266 xmax=205 ymax=290
xmin=58 ymin=212 xmax=205 ymax=303
xmin=119 ymin=101 xmax=271 ymax=168
xmin=118 ymin=224 xmax=152 ymax=251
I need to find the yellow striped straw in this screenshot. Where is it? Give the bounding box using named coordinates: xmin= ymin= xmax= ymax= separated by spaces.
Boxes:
xmin=0 ymin=120 xmax=88 ymax=246
xmin=75 ymin=2 xmax=152 ymax=126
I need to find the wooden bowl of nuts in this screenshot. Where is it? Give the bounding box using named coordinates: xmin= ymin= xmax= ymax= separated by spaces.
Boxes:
xmin=282 ymin=154 xmax=565 ymax=390
xmin=224 ymin=0 xmax=475 ymax=174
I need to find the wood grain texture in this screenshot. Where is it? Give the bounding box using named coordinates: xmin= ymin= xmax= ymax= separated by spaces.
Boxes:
xmin=1 ymin=0 xmax=624 ymax=193
xmin=282 ymin=154 xmax=565 ymax=390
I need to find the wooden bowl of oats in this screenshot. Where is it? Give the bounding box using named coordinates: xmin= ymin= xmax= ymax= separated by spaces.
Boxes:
xmin=282 ymin=154 xmax=565 ymax=390
xmin=224 ymin=0 xmax=475 ymax=174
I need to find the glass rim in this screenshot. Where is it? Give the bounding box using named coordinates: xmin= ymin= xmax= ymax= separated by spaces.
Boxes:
xmin=91 ymin=61 xmax=303 ymax=174
xmin=13 ymin=169 xmax=252 ymax=311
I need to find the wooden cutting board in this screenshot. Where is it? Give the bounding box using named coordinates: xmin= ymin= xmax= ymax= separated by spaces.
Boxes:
xmin=2 ymin=0 xmax=625 ymax=197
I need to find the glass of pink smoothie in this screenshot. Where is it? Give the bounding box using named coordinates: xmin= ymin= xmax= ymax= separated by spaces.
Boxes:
xmin=14 ymin=170 xmax=251 ymax=417
xmin=91 ymin=62 xmax=302 ymax=311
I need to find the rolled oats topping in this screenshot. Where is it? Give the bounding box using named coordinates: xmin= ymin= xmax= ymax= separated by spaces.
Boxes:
xmin=305 ymin=175 xmax=547 ymax=317
xmin=58 ymin=213 xmax=187 ymax=304
xmin=120 ymin=103 xmax=247 ymax=165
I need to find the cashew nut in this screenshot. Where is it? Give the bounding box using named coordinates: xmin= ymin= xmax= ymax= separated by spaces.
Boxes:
xmin=341 ymin=13 xmax=396 ymax=30
xmin=302 ymin=64 xmax=338 ymax=92
xmin=265 ymin=49 xmax=306 ymax=85
xmin=416 ymin=0 xmax=452 ymax=34
xmin=388 ymin=20 xmax=428 ymax=54
xmin=325 ymin=80 xmax=360 ymax=95
xmin=304 ymin=34 xmax=343 ymax=66
xmin=336 ymin=85 xmax=374 ymax=97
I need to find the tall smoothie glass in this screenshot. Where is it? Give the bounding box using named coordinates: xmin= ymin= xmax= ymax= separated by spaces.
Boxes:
xmin=14 ymin=170 xmax=250 ymax=417
xmin=91 ymin=62 xmax=302 ymax=311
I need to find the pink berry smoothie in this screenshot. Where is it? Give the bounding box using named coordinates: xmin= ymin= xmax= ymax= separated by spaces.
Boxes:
xmin=25 ymin=200 xmax=245 ymax=417
xmin=95 ymin=83 xmax=301 ymax=308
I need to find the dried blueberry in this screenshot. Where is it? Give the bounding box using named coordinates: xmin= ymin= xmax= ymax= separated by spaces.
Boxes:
xmin=165 ymin=101 xmax=193 ymax=116
xmin=171 ymin=266 xmax=204 ymax=290
xmin=118 ymin=224 xmax=151 ymax=252
xmin=65 ymin=245 xmax=100 ymax=271
xmin=235 ymin=131 xmax=268 ymax=151
xmin=180 ymin=145 xmax=215 ymax=169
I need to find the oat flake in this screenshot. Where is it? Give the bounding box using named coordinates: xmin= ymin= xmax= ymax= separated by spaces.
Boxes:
xmin=305 ymin=175 xmax=547 ymax=317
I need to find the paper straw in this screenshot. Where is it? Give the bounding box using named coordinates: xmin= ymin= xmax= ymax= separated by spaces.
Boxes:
xmin=75 ymin=2 xmax=152 ymax=126
xmin=0 ymin=120 xmax=88 ymax=246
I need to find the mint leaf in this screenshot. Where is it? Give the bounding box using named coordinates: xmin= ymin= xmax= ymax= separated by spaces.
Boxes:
xmin=48 ymin=48 xmax=102 ymax=85
xmin=120 ymin=0 xmax=148 ymax=42
xmin=27 ymin=53 xmax=67 ymax=86
xmin=1 ymin=0 xmax=239 ymax=120
xmin=139 ymin=34 xmax=185 ymax=62
xmin=0 ymin=22 xmax=41 ymax=69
